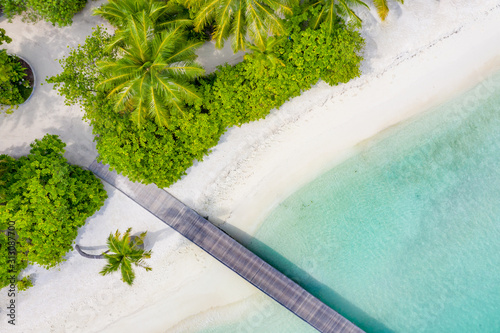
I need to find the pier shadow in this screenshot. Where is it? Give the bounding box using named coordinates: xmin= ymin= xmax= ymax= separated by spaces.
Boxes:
xmin=219 ymin=224 xmax=394 ymax=333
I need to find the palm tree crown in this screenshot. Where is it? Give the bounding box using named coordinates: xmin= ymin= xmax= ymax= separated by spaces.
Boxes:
xmin=97 ymin=14 xmax=204 ymax=127
xmin=99 ymin=228 xmax=152 ymax=286
xmin=183 ymin=0 xmax=297 ymax=52
xmin=94 ymin=0 xmax=191 ymax=30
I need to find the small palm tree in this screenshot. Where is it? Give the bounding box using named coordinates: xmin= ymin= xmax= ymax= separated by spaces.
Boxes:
xmin=99 ymin=228 xmax=152 ymax=286
xmin=371 ymin=0 xmax=404 ymax=21
xmin=97 ymin=14 xmax=204 ymax=126
xmin=183 ymin=0 xmax=297 ymax=52
xmin=244 ymin=36 xmax=285 ymax=75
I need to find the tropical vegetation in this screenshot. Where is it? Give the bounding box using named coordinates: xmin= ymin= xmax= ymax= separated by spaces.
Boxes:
xmin=97 ymin=20 xmax=204 ymax=127
xmin=0 ymin=0 xmax=87 ymax=27
xmin=0 ymin=28 xmax=31 ymax=114
xmin=47 ymin=0 xmax=365 ymax=187
xmin=181 ymin=0 xmax=296 ymax=52
xmin=99 ymin=228 xmax=152 ymax=286
xmin=0 ymin=134 xmax=107 ymax=290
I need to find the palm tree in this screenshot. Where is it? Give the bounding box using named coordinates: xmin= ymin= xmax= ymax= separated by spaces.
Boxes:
xmin=308 ymin=0 xmax=369 ymax=34
xmin=371 ymin=0 xmax=404 ymax=21
xmin=75 ymin=229 xmax=152 ymax=285
xmin=97 ymin=14 xmax=204 ymax=127
xmin=100 ymin=228 xmax=152 ymax=286
xmin=182 ymin=0 xmax=297 ymax=52
xmin=93 ymin=0 xmax=191 ymax=31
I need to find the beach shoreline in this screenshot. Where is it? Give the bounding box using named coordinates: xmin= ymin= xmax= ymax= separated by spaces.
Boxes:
xmin=1 ymin=0 xmax=500 ymax=332
xmin=168 ymin=0 xmax=500 ymax=242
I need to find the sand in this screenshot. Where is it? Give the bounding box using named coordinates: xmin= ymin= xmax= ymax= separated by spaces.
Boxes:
xmin=1 ymin=0 xmax=500 ymax=332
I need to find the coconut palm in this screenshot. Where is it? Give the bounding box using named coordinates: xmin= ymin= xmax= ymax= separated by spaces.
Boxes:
xmin=97 ymin=14 xmax=204 ymax=127
xmin=99 ymin=228 xmax=152 ymax=286
xmin=182 ymin=0 xmax=297 ymax=52
xmin=371 ymin=0 xmax=404 ymax=21
xmin=308 ymin=0 xmax=369 ymax=33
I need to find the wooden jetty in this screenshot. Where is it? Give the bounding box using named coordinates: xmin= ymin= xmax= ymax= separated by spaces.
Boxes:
xmin=89 ymin=160 xmax=363 ymax=333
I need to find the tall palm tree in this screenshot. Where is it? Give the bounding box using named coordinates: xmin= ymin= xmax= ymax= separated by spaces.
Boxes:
xmin=97 ymin=14 xmax=204 ymax=127
xmin=308 ymin=0 xmax=369 ymax=34
xmin=99 ymin=228 xmax=152 ymax=286
xmin=371 ymin=0 xmax=404 ymax=21
xmin=182 ymin=0 xmax=297 ymax=52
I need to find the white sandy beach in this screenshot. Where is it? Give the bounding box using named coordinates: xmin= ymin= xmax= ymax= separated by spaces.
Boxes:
xmin=1 ymin=0 xmax=500 ymax=332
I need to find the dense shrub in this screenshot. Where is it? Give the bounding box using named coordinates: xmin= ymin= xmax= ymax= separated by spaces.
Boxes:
xmin=89 ymin=100 xmax=222 ymax=187
xmin=0 ymin=135 xmax=107 ymax=290
xmin=0 ymin=28 xmax=30 ymax=113
xmin=0 ymin=0 xmax=87 ymax=27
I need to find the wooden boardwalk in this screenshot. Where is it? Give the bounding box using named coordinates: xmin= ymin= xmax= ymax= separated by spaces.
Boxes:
xmin=89 ymin=161 xmax=363 ymax=333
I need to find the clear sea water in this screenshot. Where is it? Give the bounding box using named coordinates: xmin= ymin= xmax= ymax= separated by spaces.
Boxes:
xmin=195 ymin=72 xmax=500 ymax=333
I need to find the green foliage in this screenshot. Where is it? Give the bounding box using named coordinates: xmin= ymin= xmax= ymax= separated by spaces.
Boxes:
xmin=93 ymin=0 xmax=191 ymax=30
xmin=182 ymin=0 xmax=297 ymax=52
xmin=47 ymin=26 xmax=116 ymax=108
xmin=0 ymin=134 xmax=107 ymax=290
xmin=48 ymin=4 xmax=363 ymax=188
xmin=306 ymin=0 xmax=368 ymax=32
xmin=99 ymin=228 xmax=152 ymax=286
xmin=0 ymin=0 xmax=87 ymax=27
xmin=97 ymin=21 xmax=204 ymax=127
xmin=203 ymin=15 xmax=364 ymax=126
xmin=89 ymin=99 xmax=222 ymax=187
xmin=0 ymin=30 xmax=30 ymax=114
xmin=0 ymin=28 xmax=13 ymax=45
xmin=17 ymin=275 xmax=33 ymax=291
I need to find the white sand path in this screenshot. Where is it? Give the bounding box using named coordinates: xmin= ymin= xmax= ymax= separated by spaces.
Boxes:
xmin=1 ymin=0 xmax=500 ymax=332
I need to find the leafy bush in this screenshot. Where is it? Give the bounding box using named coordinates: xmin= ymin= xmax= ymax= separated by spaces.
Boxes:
xmin=0 ymin=0 xmax=87 ymax=27
xmin=0 ymin=134 xmax=107 ymax=290
xmin=0 ymin=29 xmax=30 ymax=114
xmin=89 ymin=100 xmax=222 ymax=187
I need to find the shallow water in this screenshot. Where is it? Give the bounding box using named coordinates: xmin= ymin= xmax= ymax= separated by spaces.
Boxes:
xmin=195 ymin=72 xmax=500 ymax=332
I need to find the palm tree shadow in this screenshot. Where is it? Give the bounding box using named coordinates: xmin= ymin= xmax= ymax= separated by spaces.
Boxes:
xmin=77 ymin=244 xmax=108 ymax=252
xmin=136 ymin=228 xmax=171 ymax=251
xmin=219 ymin=223 xmax=394 ymax=333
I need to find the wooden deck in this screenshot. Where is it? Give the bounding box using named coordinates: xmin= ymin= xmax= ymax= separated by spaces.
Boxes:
xmin=89 ymin=160 xmax=363 ymax=333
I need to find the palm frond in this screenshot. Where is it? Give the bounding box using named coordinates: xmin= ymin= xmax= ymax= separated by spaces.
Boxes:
xmin=120 ymin=258 xmax=135 ymax=285
xmin=372 ymin=0 xmax=389 ymax=20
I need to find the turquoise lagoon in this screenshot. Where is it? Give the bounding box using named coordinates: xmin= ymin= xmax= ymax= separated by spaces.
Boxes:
xmin=197 ymin=73 xmax=500 ymax=333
